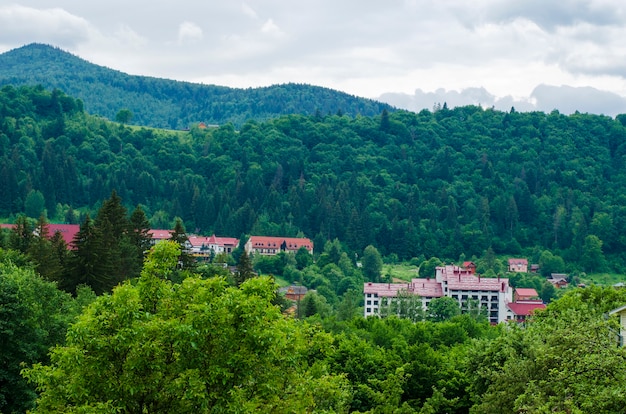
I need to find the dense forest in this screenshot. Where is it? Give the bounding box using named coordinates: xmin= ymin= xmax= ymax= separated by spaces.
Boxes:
xmin=3 ymin=71 xmax=626 ymax=412
xmin=0 ymin=44 xmax=392 ymax=128
xmin=3 ymin=239 xmax=626 ymax=413
xmin=2 ymin=84 xmax=626 ymax=273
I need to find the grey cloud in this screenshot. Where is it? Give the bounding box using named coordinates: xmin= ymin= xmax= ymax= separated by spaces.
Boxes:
xmin=531 ymin=84 xmax=626 ymax=115
xmin=378 ymin=85 xmax=626 ymax=117
xmin=485 ymin=0 xmax=622 ymax=31
xmin=0 ymin=5 xmax=93 ymax=48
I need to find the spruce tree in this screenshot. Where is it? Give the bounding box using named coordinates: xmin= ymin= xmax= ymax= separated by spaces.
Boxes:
xmin=234 ymin=250 xmax=255 ymax=287
xmin=169 ymin=218 xmax=195 ymax=271
xmin=65 ymin=215 xmax=115 ymax=294
xmin=9 ymin=215 xmax=34 ymax=253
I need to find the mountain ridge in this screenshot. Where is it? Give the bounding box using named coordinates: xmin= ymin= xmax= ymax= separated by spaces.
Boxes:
xmin=0 ymin=43 xmax=393 ymax=128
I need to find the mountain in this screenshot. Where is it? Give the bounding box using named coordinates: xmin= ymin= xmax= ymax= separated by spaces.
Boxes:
xmin=0 ymin=43 xmax=392 ymax=129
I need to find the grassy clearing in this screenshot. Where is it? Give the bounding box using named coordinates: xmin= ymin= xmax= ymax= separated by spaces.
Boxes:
xmin=579 ymin=273 xmax=626 ymax=286
xmin=383 ymin=263 xmax=419 ymax=282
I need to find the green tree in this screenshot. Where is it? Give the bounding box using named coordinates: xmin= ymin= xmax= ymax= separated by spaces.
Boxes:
xmin=419 ymin=257 xmax=442 ymax=278
xmin=24 ymin=189 xmax=45 ymax=219
xmin=468 ymin=308 xmax=626 ymax=413
xmin=427 ymin=296 xmax=461 ymax=322
xmin=9 ymin=215 xmax=34 ymax=254
xmin=24 ymin=244 xmax=351 ymax=412
xmin=115 ymin=108 xmax=133 ymax=124
xmin=538 ymin=250 xmax=566 ymax=277
xmin=0 ymin=260 xmax=77 ymax=413
xmin=581 ymin=234 xmax=607 ymax=273
xmin=64 ymin=214 xmax=115 ymax=294
xmin=362 ymin=244 xmax=383 ymax=282
xmin=234 ymin=250 xmax=255 ymax=287
xmin=169 ymin=218 xmax=195 ymax=271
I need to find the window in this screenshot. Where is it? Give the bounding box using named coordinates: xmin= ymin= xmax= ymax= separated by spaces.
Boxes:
xmin=373 ymin=300 xmax=378 ymax=305
xmin=367 ymin=300 xmax=371 ymax=305
xmin=366 ymin=308 xmax=371 ymax=313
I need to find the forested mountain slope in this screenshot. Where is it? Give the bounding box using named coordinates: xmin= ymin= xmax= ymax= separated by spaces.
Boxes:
xmin=3 ymin=85 xmax=626 ymax=271
xmin=0 ymin=43 xmax=392 ymax=129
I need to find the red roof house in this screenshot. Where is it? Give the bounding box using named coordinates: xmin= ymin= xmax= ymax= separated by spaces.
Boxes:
xmin=514 ymin=288 xmax=539 ymax=302
xmin=508 ymin=258 xmax=528 ymax=273
xmin=245 ymin=236 xmax=313 ymax=256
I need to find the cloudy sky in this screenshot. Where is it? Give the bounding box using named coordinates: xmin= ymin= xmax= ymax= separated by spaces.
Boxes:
xmin=2 ymin=1 xmax=626 ymax=115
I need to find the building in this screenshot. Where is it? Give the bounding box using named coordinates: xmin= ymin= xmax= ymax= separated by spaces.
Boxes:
xmin=245 ymin=236 xmax=313 ymax=256
xmin=548 ymin=273 xmax=569 ymax=289
xmin=364 ymin=265 xmax=513 ymax=324
xmin=514 ymin=287 xmax=539 ymax=302
xmin=508 ymin=258 xmax=528 ymax=273
xmin=279 ymin=285 xmax=308 ymax=301
xmin=188 ymin=234 xmax=239 ymax=260
xmin=506 ymin=300 xmax=546 ymax=322
xmin=506 ymin=288 xmax=545 ymax=322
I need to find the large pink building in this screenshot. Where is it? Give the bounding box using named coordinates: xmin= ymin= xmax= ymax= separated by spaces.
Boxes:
xmin=364 ymin=265 xmax=513 ymax=324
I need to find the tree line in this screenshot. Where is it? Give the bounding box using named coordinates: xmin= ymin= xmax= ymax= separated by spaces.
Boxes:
xmin=0 ymin=43 xmax=391 ymax=129
xmin=2 ymin=84 xmax=626 ymax=274
xmin=3 ymin=239 xmax=626 ymax=413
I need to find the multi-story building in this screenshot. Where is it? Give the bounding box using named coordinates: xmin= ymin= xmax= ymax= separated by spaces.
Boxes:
xmin=245 ymin=236 xmax=313 ymax=256
xmin=364 ymin=265 xmax=513 ymax=324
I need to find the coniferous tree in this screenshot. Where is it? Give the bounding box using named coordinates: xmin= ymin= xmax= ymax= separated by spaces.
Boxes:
xmin=9 ymin=215 xmax=34 ymax=253
xmin=27 ymin=215 xmax=63 ymax=282
xmin=234 ymin=250 xmax=255 ymax=287
xmin=65 ymin=215 xmax=115 ymax=294
xmin=169 ymin=218 xmax=195 ymax=271
xmin=127 ymin=205 xmax=152 ymax=276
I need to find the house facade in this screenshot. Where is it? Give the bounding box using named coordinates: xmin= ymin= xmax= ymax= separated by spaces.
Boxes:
xmin=364 ymin=265 xmax=513 ymax=324
xmin=188 ymin=234 xmax=239 ymax=260
xmin=245 ymin=236 xmax=313 ymax=256
xmin=506 ymin=287 xmax=545 ymax=322
xmin=508 ymin=258 xmax=528 ymax=273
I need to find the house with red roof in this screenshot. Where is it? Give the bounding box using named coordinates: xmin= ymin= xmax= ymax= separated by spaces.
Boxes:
xmin=364 ymin=264 xmax=513 ymax=324
xmin=506 ymin=300 xmax=546 ymax=322
xmin=508 ymin=258 xmax=528 ymax=273
xmin=509 ymin=258 xmax=528 ymax=273
xmin=245 ymin=236 xmax=313 ymax=256
xmin=1 ymin=223 xmax=80 ymax=247
xmin=187 ymin=234 xmax=239 ymax=260
xmin=514 ymin=287 xmax=539 ymax=302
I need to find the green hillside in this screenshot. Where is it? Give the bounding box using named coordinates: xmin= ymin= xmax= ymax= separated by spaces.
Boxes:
xmin=2 ymin=85 xmax=626 ymax=274
xmin=0 ymin=43 xmax=392 ymax=129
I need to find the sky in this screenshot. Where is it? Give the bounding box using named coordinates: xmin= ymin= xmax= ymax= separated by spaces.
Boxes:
xmin=2 ymin=1 xmax=626 ymax=116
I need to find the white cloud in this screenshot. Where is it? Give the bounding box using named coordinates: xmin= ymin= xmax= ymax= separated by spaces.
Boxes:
xmin=0 ymin=4 xmax=95 ymax=47
xmin=3 ymin=1 xmax=626 ymax=116
xmin=178 ymin=21 xmax=203 ymax=44
xmin=241 ymin=2 xmax=258 ymax=19
xmin=114 ymin=24 xmax=147 ymax=48
xmin=260 ymin=18 xmax=285 ymax=38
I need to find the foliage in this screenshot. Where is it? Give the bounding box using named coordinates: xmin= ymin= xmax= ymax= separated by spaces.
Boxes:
xmin=4 ymin=85 xmax=626 ymax=272
xmin=0 ymin=43 xmax=391 ymax=129
xmin=468 ymin=287 xmax=626 ymax=413
xmin=362 ymin=244 xmax=383 ymax=282
xmin=0 ymin=258 xmax=79 ymax=413
xmin=23 ymin=243 xmax=352 ymax=413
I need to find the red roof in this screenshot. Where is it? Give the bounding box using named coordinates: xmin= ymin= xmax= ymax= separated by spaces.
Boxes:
xmin=248 ymin=236 xmax=313 ymax=251
xmin=47 ymin=224 xmax=80 ymax=245
xmin=438 ymin=266 xmax=509 ymax=292
xmin=1 ymin=223 xmax=79 ymax=245
xmin=508 ymin=258 xmax=528 ymax=265
xmin=364 ymin=279 xmax=443 ymax=298
xmin=507 ymin=301 xmax=546 ymax=316
xmin=515 ymin=288 xmax=539 ymax=298
xmin=148 ymin=229 xmax=171 ymax=240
